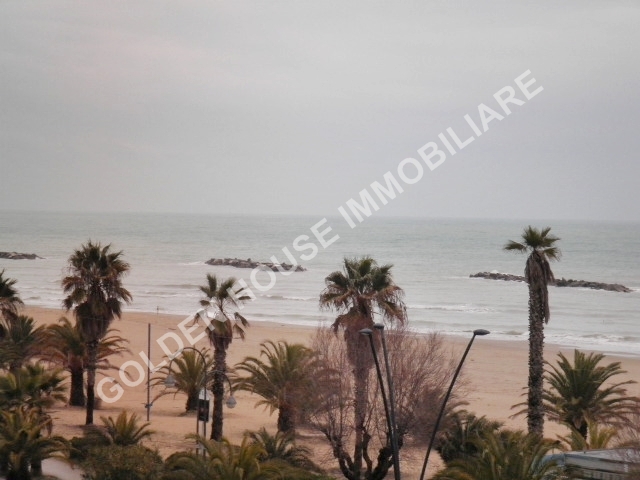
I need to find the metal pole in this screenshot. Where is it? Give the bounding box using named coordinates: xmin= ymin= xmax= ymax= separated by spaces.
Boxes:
xmin=418 ymin=329 xmax=489 ymax=480
xmin=375 ymin=324 xmax=401 ymax=480
xmin=146 ymin=322 xmax=151 ymax=421
xmin=360 ymin=328 xmax=397 ymax=480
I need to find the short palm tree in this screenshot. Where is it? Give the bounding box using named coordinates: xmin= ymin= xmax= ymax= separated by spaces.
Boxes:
xmin=433 ymin=429 xmax=561 ymax=480
xmin=558 ymin=419 xmax=617 ymax=451
xmin=62 ymin=241 xmax=132 ymax=425
xmin=246 ymin=427 xmax=323 ymax=473
xmin=0 ymin=316 xmax=45 ymax=372
xmin=0 ymin=364 xmax=67 ymax=411
xmin=319 ymin=256 xmax=406 ymax=479
xmin=153 ymin=349 xmax=214 ymax=412
xmin=164 ymin=435 xmax=282 ymax=480
xmin=198 ymin=273 xmax=250 ymax=440
xmin=235 ymin=340 xmax=316 ymax=434
xmin=504 ymin=226 xmax=560 ymax=437
xmin=436 ymin=411 xmax=504 ymax=465
xmin=0 ymin=270 xmax=23 ymax=323
xmin=98 ymin=411 xmax=155 ymax=446
xmin=544 ymin=349 xmax=638 ymax=439
xmin=41 ymin=316 xmax=130 ymax=407
xmin=0 ymin=406 xmax=68 ymax=480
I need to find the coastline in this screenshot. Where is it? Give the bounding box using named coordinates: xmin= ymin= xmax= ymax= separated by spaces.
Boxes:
xmin=22 ymin=306 xmax=640 ymax=478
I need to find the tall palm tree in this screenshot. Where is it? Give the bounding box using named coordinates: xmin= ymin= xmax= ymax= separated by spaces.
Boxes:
xmin=198 ymin=273 xmax=250 ymax=440
xmin=153 ymin=349 xmax=214 ymax=412
xmin=319 ymin=256 xmax=406 ymax=480
xmin=0 ymin=316 xmax=45 ymax=373
xmin=544 ymin=350 xmax=638 ymax=439
xmin=41 ymin=317 xmax=130 ymax=407
xmin=235 ymin=341 xmax=316 ymax=434
xmin=61 ymin=241 xmax=132 ymax=425
xmin=0 ymin=270 xmax=23 ymax=324
xmin=504 ymin=226 xmax=560 ymax=437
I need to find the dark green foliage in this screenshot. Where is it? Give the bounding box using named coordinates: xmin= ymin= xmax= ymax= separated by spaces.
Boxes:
xmin=235 ymin=341 xmax=317 ymax=433
xmin=433 ymin=429 xmax=562 ymax=480
xmin=0 ymin=270 xmax=23 ymax=323
xmin=246 ymin=427 xmax=324 ymax=473
xmin=544 ymin=349 xmax=638 ymax=439
xmin=81 ymin=444 xmax=164 ymax=480
xmin=153 ymin=349 xmax=214 ymax=412
xmin=435 ymin=411 xmax=503 ymax=464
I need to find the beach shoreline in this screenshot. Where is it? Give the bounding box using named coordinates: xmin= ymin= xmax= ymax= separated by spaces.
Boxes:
xmin=22 ymin=306 xmax=640 ymax=479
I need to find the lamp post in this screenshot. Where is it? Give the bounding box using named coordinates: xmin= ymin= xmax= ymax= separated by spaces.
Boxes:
xmin=360 ymin=327 xmax=401 ymax=480
xmin=164 ymin=346 xmax=236 ymax=453
xmin=418 ymin=328 xmax=490 ymax=480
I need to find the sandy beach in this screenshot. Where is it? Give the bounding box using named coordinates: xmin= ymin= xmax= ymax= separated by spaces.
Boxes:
xmin=24 ymin=306 xmax=640 ymax=479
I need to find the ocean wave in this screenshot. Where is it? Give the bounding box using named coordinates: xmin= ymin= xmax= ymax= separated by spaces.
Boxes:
xmin=262 ymin=294 xmax=315 ymax=302
xmin=407 ymin=304 xmax=494 ymax=313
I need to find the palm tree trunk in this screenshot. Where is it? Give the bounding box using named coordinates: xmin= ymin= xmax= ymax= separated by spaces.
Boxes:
xmin=86 ymin=341 xmax=98 ymax=425
xmin=528 ymin=286 xmax=545 ymax=438
xmin=211 ymin=344 xmax=227 ymax=441
xmin=186 ymin=391 xmax=198 ymax=412
xmin=69 ymin=364 xmax=86 ymax=407
xmin=349 ymin=332 xmax=372 ymax=480
xmin=277 ymin=402 xmax=295 ymax=434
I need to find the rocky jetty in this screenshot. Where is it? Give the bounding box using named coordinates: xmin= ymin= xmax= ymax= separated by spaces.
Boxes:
xmin=205 ymin=257 xmax=306 ymax=272
xmin=0 ymin=252 xmax=42 ymax=260
xmin=470 ymin=272 xmax=632 ymax=293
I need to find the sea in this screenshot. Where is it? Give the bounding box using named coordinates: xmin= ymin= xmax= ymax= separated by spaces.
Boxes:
xmin=1 ymin=211 xmax=639 ymax=356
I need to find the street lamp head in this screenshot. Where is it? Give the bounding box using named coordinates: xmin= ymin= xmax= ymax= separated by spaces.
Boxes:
xmin=373 ymin=323 xmax=384 ymax=331
xmin=164 ymin=373 xmax=177 ymax=388
xmin=473 ymin=329 xmax=490 ymax=336
xmin=226 ymin=395 xmax=237 ymax=409
xmin=359 ymin=328 xmax=373 ymax=336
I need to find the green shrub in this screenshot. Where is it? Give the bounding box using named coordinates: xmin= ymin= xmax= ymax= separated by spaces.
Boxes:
xmin=81 ymin=444 xmax=164 ymax=480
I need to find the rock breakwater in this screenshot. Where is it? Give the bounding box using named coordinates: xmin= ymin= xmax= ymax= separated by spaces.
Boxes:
xmin=0 ymin=252 xmax=42 ymax=260
xmin=470 ymin=272 xmax=632 ymax=293
xmin=205 ymin=257 xmax=306 ymax=272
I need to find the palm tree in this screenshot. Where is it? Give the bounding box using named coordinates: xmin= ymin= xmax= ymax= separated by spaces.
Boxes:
xmin=0 ymin=316 xmax=45 ymax=372
xmin=198 ymin=273 xmax=250 ymax=440
xmin=0 ymin=406 xmax=68 ymax=480
xmin=544 ymin=349 xmax=638 ymax=439
xmin=164 ymin=435 xmax=286 ymax=480
xmin=98 ymin=410 xmax=155 ymax=446
xmin=436 ymin=411 xmax=504 ymax=465
xmin=41 ymin=316 xmax=130 ymax=407
xmin=504 ymin=226 xmax=560 ymax=437
xmin=319 ymin=256 xmax=406 ymax=479
xmin=558 ymin=419 xmax=617 ymax=451
xmin=0 ymin=364 xmax=67 ymax=411
xmin=61 ymin=241 xmax=132 ymax=425
xmin=433 ymin=429 xmax=561 ymax=480
xmin=246 ymin=427 xmax=323 ymax=473
xmin=153 ymin=349 xmax=214 ymax=412
xmin=0 ymin=270 xmax=23 ymax=324
xmin=235 ymin=341 xmax=316 ymax=434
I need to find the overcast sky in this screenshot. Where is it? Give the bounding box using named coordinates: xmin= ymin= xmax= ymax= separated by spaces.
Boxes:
xmin=1 ymin=1 xmax=639 ymax=222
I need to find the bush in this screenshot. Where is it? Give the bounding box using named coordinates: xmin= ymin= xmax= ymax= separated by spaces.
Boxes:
xmin=81 ymin=444 xmax=164 ymax=480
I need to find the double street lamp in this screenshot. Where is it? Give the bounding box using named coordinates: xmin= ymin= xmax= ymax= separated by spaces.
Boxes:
xmin=361 ymin=325 xmax=489 ymax=480
xmin=164 ymin=346 xmax=236 ymax=450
